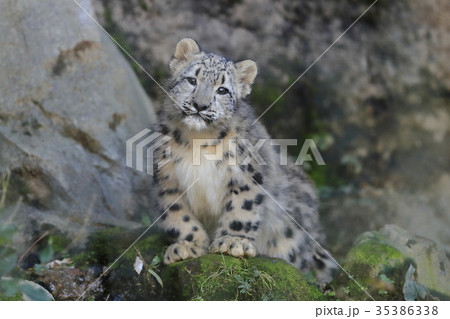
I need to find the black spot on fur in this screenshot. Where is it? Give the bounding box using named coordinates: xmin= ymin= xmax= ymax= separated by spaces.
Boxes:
xmin=299 ymin=259 xmax=307 ymax=270
xmin=192 ymin=226 xmax=198 ymax=232
xmin=221 ymin=75 xmax=225 ymax=84
xmin=252 ymin=222 xmax=259 ymax=231
xmin=252 ymin=172 xmax=263 ymax=185
xmin=160 ymin=188 xmax=176 ymax=196
xmin=242 ymin=200 xmax=253 ymax=211
xmin=165 ymin=188 xmax=179 ymax=195
xmin=173 ymin=128 xmax=183 ymax=145
xmin=169 ymin=203 xmax=181 ymax=211
xmin=247 ymin=164 xmax=254 ymax=173
xmin=313 ymin=255 xmax=326 ymax=270
xmin=229 ymin=220 xmax=243 ymax=231
xmin=254 ymin=194 xmax=264 ymax=205
xmin=221 ymin=230 xmax=229 ymax=236
xmin=289 ymin=252 xmax=297 ymax=263
xmin=285 ymin=227 xmax=294 ymax=239
xmin=235 ymin=234 xmax=255 ymax=241
xmin=183 ymin=215 xmax=190 ymax=222
xmin=174 ymin=248 xmax=179 ymax=255
xmin=227 ymin=179 xmax=235 ymax=187
xmin=224 ymin=151 xmax=235 ymax=158
xmin=225 ymin=200 xmax=233 ymax=212
xmin=218 ymin=129 xmax=229 ymax=140
xmin=316 ymin=250 xmax=327 ymax=259
xmin=239 ymin=185 xmax=250 ymax=192
xmin=191 ymin=248 xmax=197 ymax=255
xmin=160 ymin=125 xmax=170 ymax=135
xmin=161 ymin=213 xmax=167 ymax=221
xmin=244 ymin=222 xmax=252 ymax=233
xmin=216 ymin=160 xmax=225 ymax=166
xmin=166 ymin=228 xmax=180 ymax=239
xmin=301 ymin=192 xmax=315 ymax=208
xmin=233 ymin=190 xmax=239 ymax=195
xmin=195 ymin=68 xmax=201 ymax=76
xmin=185 ymin=234 xmax=194 ymax=242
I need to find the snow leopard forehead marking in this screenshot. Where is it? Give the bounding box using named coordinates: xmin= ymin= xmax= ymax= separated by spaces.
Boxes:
xmin=183 ymin=53 xmax=234 ymax=85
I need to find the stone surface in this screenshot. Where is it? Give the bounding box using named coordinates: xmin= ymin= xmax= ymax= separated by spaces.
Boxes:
xmin=335 ymin=225 xmax=450 ymax=301
xmin=0 ymin=0 xmax=156 ymax=248
xmin=91 ymin=0 xmax=450 ymax=256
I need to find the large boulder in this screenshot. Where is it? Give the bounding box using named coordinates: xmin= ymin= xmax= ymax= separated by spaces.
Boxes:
xmin=0 ymin=0 xmax=156 ymax=247
xmin=335 ymin=225 xmax=450 ymax=301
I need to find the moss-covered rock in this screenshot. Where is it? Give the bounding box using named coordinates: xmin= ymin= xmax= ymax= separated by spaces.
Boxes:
xmin=161 ymin=254 xmax=324 ymax=301
xmin=335 ymin=225 xmax=450 ymax=301
xmin=70 ymin=227 xmax=326 ymax=300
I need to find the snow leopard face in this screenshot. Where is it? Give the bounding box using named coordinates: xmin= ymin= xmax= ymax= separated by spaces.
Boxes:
xmin=167 ymin=38 xmax=257 ymax=130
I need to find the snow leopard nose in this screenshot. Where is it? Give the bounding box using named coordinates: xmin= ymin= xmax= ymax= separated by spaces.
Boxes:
xmin=193 ymin=102 xmax=209 ymax=112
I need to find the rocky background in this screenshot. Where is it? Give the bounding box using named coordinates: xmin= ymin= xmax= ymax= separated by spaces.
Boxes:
xmin=0 ymin=0 xmax=449 ymax=300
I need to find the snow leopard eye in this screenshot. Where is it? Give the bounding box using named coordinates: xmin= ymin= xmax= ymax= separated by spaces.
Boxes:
xmin=216 ymin=87 xmax=229 ymax=95
xmin=186 ymin=77 xmax=197 ymax=86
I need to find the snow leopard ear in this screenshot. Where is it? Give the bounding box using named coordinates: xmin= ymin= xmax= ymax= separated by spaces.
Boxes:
xmin=234 ymin=60 xmax=258 ymax=97
xmin=169 ymin=38 xmax=201 ymax=73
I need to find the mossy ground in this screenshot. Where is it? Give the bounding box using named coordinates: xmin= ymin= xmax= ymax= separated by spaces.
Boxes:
xmin=162 ymin=254 xmax=325 ymax=301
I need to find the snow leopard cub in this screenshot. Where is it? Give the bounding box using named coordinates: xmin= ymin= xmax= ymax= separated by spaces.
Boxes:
xmin=153 ymin=38 xmax=337 ymax=282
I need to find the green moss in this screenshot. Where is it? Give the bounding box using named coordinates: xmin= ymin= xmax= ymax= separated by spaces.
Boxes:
xmin=335 ymin=241 xmax=409 ymax=300
xmin=79 ymin=227 xmax=167 ymax=267
xmin=161 ymin=254 xmax=324 ymax=301
xmin=0 ymin=292 xmax=23 ymax=301
xmin=48 ymin=234 xmax=71 ymax=255
xmin=345 ymin=242 xmax=403 ymax=268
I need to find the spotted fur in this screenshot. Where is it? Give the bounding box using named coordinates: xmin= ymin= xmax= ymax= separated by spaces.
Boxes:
xmin=153 ymin=38 xmax=337 ymax=282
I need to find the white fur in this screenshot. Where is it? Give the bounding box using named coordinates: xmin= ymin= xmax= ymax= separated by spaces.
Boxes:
xmin=175 ymin=147 xmax=228 ymax=232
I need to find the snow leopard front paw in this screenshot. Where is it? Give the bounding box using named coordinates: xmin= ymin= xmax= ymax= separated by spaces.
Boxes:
xmin=163 ymin=240 xmax=207 ymax=265
xmin=209 ymin=236 xmax=257 ymax=258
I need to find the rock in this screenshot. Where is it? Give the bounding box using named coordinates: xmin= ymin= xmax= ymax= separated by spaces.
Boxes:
xmin=161 ymin=254 xmax=325 ymax=301
xmin=32 ymin=267 xmax=103 ymax=301
xmin=0 ymin=0 xmax=156 ymax=248
xmin=335 ymin=225 xmax=450 ymax=300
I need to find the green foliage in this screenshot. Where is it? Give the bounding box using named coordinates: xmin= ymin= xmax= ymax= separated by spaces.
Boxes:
xmin=135 ymin=247 xmax=164 ymax=289
xmin=0 ymin=172 xmax=53 ymax=301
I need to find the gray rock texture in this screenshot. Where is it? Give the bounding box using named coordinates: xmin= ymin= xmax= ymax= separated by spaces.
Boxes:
xmin=337 ymin=225 xmax=450 ymax=300
xmin=0 ymin=0 xmax=156 ymax=247
xmin=91 ymin=0 xmax=450 ymax=255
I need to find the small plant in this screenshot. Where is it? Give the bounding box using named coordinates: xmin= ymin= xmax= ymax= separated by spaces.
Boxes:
xmin=133 ymin=248 xmax=164 ymax=289
xmin=0 ymin=171 xmax=53 ymax=300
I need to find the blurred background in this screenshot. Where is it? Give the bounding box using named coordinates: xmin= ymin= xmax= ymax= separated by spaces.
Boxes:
xmin=1 ymin=0 xmax=449 ymax=263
